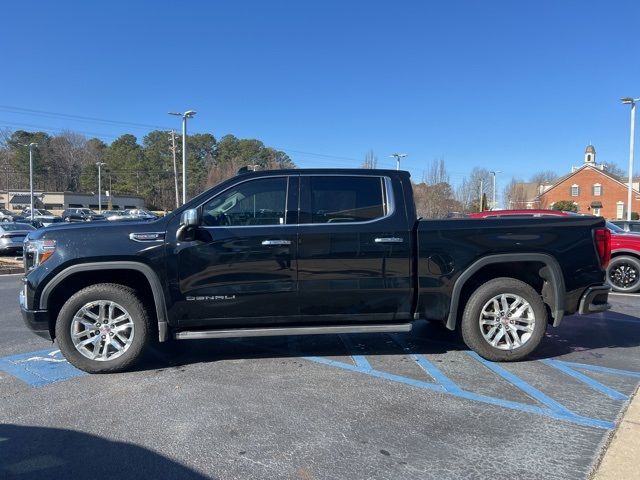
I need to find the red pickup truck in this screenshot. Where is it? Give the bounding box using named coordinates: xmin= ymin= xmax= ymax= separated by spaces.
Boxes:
xmin=470 ymin=210 xmax=640 ymax=293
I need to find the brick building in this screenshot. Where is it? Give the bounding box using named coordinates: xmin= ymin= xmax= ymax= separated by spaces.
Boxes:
xmin=515 ymin=145 xmax=640 ymax=219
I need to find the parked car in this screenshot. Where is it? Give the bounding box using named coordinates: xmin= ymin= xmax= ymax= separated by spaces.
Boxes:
xmin=0 ymin=208 xmax=22 ymax=222
xmin=17 ymin=208 xmax=63 ymax=227
xmin=0 ymin=222 xmax=35 ymax=254
xmin=19 ymin=169 xmax=611 ymax=373
xmin=61 ymin=208 xmax=106 ymax=222
xmin=105 ymin=208 xmax=157 ymax=221
xmin=610 ymin=220 xmax=640 ymax=234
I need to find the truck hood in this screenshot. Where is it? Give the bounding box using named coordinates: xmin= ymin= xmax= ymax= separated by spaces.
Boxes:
xmin=28 ymin=215 xmax=170 ymax=241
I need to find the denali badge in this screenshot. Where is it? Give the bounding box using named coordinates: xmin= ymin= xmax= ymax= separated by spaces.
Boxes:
xmin=186 ymin=295 xmax=236 ymax=301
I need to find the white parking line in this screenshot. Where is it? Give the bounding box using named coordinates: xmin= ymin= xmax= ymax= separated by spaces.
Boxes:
xmin=609 ymin=292 xmax=639 ymax=298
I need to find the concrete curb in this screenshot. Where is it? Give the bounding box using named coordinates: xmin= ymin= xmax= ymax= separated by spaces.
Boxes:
xmin=592 ymin=386 xmax=640 ymax=479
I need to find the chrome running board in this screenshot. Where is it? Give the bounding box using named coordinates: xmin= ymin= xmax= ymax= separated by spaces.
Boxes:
xmin=174 ymin=323 xmax=412 ymax=340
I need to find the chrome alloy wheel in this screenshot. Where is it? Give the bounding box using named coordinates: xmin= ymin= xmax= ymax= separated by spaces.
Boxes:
xmin=70 ymin=301 xmax=135 ymax=361
xmin=478 ymin=293 xmax=535 ymax=350
xmin=609 ymin=262 xmax=639 ymax=290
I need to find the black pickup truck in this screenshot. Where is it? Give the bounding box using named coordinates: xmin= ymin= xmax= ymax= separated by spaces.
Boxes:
xmin=19 ymin=169 xmax=611 ymax=373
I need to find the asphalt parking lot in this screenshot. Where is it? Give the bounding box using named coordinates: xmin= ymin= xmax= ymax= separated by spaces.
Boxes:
xmin=1 ymin=274 xmax=639 ymax=480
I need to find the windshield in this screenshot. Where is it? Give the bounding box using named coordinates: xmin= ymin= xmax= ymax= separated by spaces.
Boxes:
xmin=0 ymin=209 xmax=12 ymax=215
xmin=1 ymin=223 xmax=35 ymax=231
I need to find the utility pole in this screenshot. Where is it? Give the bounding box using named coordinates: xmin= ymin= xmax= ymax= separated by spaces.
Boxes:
xmin=28 ymin=143 xmax=37 ymax=221
xmin=169 ymin=130 xmax=180 ymax=209
xmin=390 ymin=153 xmax=407 ymax=171
xmin=489 ymin=170 xmax=502 ymax=210
xmin=479 ymin=180 xmax=483 ymax=212
xmin=168 ymin=110 xmax=197 ymax=204
xmin=621 ymin=97 xmax=639 ymax=221
xmin=96 ymin=162 xmax=106 ymax=213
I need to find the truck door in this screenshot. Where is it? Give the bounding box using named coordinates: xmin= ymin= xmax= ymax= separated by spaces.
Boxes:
xmin=297 ymin=174 xmax=412 ymax=323
xmin=172 ymin=175 xmax=299 ymax=328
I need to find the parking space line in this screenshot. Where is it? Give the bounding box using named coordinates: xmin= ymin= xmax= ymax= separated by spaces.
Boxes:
xmin=554 ymin=361 xmax=640 ymax=378
xmin=541 ymin=359 xmax=628 ymax=400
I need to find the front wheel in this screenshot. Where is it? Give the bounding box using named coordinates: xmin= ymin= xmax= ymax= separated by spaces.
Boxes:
xmin=460 ymin=277 xmax=547 ymax=362
xmin=606 ymin=256 xmax=640 ymax=293
xmin=55 ymin=283 xmax=150 ymax=373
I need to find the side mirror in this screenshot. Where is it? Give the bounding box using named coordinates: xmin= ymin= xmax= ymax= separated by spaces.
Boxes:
xmin=180 ymin=208 xmax=199 ymax=227
xmin=177 ymin=208 xmax=199 ymax=241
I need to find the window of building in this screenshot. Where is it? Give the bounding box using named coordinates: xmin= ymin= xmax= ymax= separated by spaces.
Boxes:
xmin=593 ymin=184 xmax=602 ymax=196
xmin=570 ymin=184 xmax=580 ymax=196
xmin=306 ymin=176 xmax=386 ymax=224
xmin=68 ymin=203 xmax=84 ymax=208
xmin=202 ymin=177 xmax=287 ymax=226
xmin=616 ymin=201 xmax=625 ymax=220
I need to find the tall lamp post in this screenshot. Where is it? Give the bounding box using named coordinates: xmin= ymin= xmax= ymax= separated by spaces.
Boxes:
xmin=28 ymin=143 xmax=38 ymax=221
xmin=621 ymin=97 xmax=639 ymax=222
xmin=96 ymin=162 xmax=106 ymax=213
xmin=168 ymin=110 xmax=197 ymax=205
xmin=489 ymin=170 xmax=502 ymax=210
xmin=390 ymin=153 xmax=407 ymax=171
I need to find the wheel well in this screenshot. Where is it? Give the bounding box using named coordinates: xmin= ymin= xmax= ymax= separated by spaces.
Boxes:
xmin=456 ymin=261 xmax=551 ymax=325
xmin=45 ymin=269 xmax=157 ymax=340
xmin=611 ymin=251 xmax=640 ymax=260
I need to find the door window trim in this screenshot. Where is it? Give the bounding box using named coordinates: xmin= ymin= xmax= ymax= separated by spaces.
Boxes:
xmin=298 ymin=175 xmax=395 ymax=227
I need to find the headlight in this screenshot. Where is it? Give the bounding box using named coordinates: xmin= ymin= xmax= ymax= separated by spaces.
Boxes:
xmin=24 ymin=239 xmax=56 ymax=270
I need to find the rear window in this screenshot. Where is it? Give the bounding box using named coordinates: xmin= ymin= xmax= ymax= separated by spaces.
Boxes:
xmin=307 ymin=176 xmax=386 ymax=223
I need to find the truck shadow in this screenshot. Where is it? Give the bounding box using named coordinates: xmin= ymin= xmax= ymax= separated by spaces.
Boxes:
xmin=141 ymin=311 xmax=640 ymax=370
xmin=0 ymin=424 xmax=210 ymax=480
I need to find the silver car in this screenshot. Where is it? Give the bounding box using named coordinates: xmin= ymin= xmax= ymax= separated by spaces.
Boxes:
xmin=0 ymin=223 xmax=35 ymax=254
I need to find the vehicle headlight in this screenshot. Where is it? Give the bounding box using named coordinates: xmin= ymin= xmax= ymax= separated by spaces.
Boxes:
xmin=24 ymin=239 xmax=56 ymax=270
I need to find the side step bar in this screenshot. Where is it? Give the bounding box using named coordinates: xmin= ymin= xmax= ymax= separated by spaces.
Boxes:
xmin=174 ymin=323 xmax=413 ymax=340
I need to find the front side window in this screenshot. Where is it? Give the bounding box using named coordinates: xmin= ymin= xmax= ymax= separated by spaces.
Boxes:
xmin=307 ymin=176 xmax=386 ymax=223
xmin=593 ymin=184 xmax=602 ymax=196
xmin=202 ymin=177 xmax=287 ymax=227
xmin=571 ymin=185 xmax=580 ymax=196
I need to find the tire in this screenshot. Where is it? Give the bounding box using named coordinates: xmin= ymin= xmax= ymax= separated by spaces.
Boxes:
xmin=460 ymin=277 xmax=547 ymax=362
xmin=55 ymin=283 xmax=150 ymax=373
xmin=606 ymin=256 xmax=640 ymax=293
xmin=2 ymin=218 xmax=9 ymax=222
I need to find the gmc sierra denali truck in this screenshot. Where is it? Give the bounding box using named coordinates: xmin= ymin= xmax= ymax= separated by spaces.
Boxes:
xmin=19 ymin=169 xmax=612 ymax=373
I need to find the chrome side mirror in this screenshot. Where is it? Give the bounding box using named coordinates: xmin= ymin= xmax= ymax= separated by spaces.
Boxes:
xmin=177 ymin=208 xmax=199 ymax=241
xmin=180 ymin=208 xmax=199 ymax=227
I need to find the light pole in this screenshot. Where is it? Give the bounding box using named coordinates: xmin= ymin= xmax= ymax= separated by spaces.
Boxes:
xmin=390 ymin=153 xmax=407 ymax=171
xmin=28 ymin=143 xmax=37 ymax=221
xmin=168 ymin=110 xmax=196 ymax=205
xmin=621 ymin=97 xmax=639 ymax=221
xmin=489 ymin=170 xmax=502 ymax=210
xmin=96 ymin=162 xmax=106 ymax=213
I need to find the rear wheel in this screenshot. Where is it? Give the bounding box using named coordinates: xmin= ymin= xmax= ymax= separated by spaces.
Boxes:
xmin=55 ymin=283 xmax=150 ymax=373
xmin=606 ymin=256 xmax=640 ymax=293
xmin=460 ymin=277 xmax=547 ymax=361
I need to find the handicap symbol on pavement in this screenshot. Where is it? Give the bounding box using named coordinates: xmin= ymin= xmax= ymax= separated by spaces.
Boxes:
xmin=0 ymin=348 xmax=86 ymax=388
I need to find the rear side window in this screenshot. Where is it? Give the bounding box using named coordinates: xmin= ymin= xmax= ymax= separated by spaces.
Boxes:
xmin=306 ymin=176 xmax=386 ymax=224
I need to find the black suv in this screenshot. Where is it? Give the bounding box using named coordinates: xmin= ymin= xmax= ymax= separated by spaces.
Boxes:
xmin=61 ymin=208 xmax=105 ymax=222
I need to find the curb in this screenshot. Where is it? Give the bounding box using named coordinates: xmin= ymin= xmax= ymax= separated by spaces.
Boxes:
xmin=591 ymin=386 xmax=640 ymax=479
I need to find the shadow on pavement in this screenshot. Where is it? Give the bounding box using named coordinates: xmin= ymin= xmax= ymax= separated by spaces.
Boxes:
xmin=138 ymin=310 xmax=640 ymax=372
xmin=0 ymin=424 xmax=211 ymax=480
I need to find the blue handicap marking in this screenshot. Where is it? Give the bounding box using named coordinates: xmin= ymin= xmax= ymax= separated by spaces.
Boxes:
xmin=0 ymin=348 xmax=86 ymax=387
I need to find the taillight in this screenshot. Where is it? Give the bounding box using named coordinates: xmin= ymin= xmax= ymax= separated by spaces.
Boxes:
xmin=594 ymin=228 xmax=611 ymax=269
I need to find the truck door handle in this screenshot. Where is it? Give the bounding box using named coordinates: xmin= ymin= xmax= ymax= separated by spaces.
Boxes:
xmin=261 ymin=240 xmax=292 ymax=246
xmin=374 ymin=237 xmax=404 ymax=244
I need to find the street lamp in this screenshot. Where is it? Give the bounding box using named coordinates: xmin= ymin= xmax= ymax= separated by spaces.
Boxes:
xmin=390 ymin=153 xmax=407 ymax=171
xmin=28 ymin=143 xmax=38 ymax=221
xmin=621 ymin=97 xmax=639 ymax=221
xmin=489 ymin=170 xmax=502 ymax=210
xmin=96 ymin=162 xmax=106 ymax=213
xmin=168 ymin=110 xmax=197 ymax=205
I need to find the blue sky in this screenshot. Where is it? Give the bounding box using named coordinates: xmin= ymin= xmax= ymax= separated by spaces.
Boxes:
xmin=1 ymin=0 xmax=639 ymax=190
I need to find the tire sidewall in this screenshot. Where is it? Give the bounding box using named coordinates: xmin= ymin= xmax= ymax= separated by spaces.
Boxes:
xmin=606 ymin=256 xmax=640 ymax=293
xmin=461 ymin=278 xmax=547 ymax=361
xmin=55 ymin=284 xmax=149 ymax=373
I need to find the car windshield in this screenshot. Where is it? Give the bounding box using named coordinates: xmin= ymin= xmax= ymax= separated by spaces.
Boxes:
xmin=0 ymin=209 xmax=12 ymax=215
xmin=607 ymin=221 xmax=625 ymax=234
xmin=0 ymin=223 xmax=35 ymax=231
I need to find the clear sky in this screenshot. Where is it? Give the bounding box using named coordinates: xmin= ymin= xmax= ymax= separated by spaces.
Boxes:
xmin=1 ymin=0 xmax=639 ymax=190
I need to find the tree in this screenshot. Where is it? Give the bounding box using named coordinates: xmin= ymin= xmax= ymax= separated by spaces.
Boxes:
xmin=551 ymin=200 xmax=577 ymax=212
xmin=602 ymin=163 xmax=627 ymax=181
xmin=413 ymin=158 xmax=461 ymax=218
xmin=503 ymin=177 xmax=529 ymax=209
xmin=456 ymin=167 xmax=494 ymax=212
xmin=530 ymin=170 xmax=557 ymax=186
xmin=361 ymin=150 xmax=377 ymax=169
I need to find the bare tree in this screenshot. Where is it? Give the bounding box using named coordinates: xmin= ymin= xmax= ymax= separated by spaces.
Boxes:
xmin=503 ymin=178 xmax=530 ymax=209
xmin=456 ymin=167 xmax=493 ymax=212
xmin=530 ymin=170 xmax=557 ymax=187
xmin=414 ymin=158 xmax=461 ymax=218
xmin=361 ymin=150 xmax=378 ymax=169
